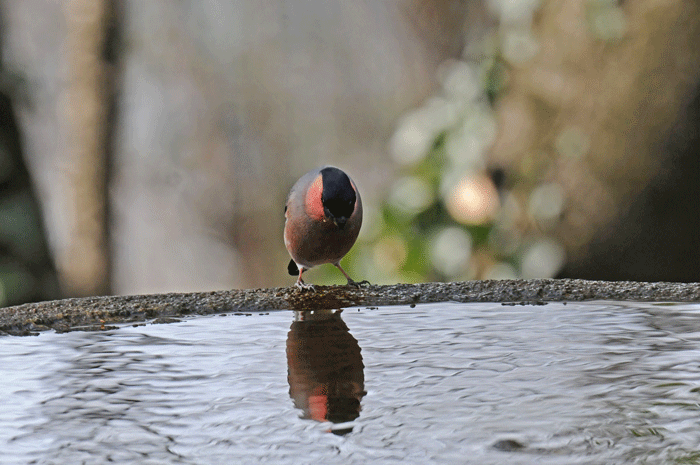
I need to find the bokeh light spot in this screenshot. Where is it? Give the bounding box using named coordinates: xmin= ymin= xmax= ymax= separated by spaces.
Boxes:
xmin=372 ymin=235 xmax=407 ymax=274
xmin=430 ymin=226 xmax=473 ymax=278
xmin=389 ymin=176 xmax=434 ymax=216
xmin=521 ymin=239 xmax=565 ymax=278
xmin=445 ymin=174 xmax=500 ymax=225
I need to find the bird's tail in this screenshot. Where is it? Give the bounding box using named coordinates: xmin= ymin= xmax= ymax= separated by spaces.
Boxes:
xmin=287 ymin=259 xmax=299 ymax=276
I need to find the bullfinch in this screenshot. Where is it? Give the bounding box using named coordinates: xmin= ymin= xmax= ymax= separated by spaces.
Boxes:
xmin=284 ymin=166 xmax=366 ymax=289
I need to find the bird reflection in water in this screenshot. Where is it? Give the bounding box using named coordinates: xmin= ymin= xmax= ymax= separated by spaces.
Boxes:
xmin=286 ymin=309 xmax=365 ymax=435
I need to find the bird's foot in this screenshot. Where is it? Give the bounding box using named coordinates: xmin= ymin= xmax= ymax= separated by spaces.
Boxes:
xmin=295 ymin=280 xmax=316 ymax=292
xmin=346 ymin=278 xmax=370 ymax=288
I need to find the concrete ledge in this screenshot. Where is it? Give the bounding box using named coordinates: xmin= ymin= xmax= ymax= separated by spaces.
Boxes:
xmin=1 ymin=279 xmax=699 ymax=336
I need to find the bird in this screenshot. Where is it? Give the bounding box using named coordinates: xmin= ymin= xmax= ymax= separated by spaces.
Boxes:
xmin=284 ymin=166 xmax=366 ymax=289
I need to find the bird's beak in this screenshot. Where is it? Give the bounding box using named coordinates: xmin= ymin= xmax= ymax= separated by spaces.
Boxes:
xmin=334 ymin=216 xmax=347 ymax=230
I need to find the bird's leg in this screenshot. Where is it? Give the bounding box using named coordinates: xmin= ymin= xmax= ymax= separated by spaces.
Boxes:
xmin=295 ymin=267 xmax=315 ymax=291
xmin=334 ymin=263 xmax=370 ymax=287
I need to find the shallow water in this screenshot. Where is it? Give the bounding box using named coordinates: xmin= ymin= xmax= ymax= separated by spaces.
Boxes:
xmin=2 ymin=301 xmax=700 ymax=464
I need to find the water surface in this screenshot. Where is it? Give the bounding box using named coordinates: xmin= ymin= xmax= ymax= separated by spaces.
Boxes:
xmin=2 ymin=301 xmax=700 ymax=464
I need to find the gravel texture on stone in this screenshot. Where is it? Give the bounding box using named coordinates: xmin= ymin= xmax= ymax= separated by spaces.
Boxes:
xmin=1 ymin=279 xmax=699 ymax=336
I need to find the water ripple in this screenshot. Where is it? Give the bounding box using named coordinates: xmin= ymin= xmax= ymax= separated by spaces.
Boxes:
xmin=1 ymin=302 xmax=700 ymax=464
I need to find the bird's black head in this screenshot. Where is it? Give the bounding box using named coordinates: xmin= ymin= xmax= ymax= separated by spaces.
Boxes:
xmin=321 ymin=167 xmax=356 ymax=229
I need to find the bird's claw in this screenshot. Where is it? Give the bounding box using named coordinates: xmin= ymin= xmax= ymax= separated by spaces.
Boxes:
xmin=295 ymin=281 xmax=316 ymax=292
xmin=346 ymin=279 xmax=370 ymax=288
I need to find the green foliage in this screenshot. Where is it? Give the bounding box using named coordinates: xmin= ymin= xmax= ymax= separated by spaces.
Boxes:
xmin=317 ymin=1 xmax=576 ymax=285
xmin=483 ymin=56 xmax=508 ymax=106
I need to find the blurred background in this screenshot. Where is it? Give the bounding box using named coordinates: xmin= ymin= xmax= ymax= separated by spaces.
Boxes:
xmin=0 ymin=0 xmax=699 ymax=307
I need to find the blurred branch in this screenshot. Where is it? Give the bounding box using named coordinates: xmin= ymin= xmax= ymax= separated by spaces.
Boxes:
xmin=61 ymin=0 xmax=112 ymax=296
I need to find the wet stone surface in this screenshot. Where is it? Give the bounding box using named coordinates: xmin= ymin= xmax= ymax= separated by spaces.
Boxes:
xmin=1 ymin=279 xmax=700 ymax=336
